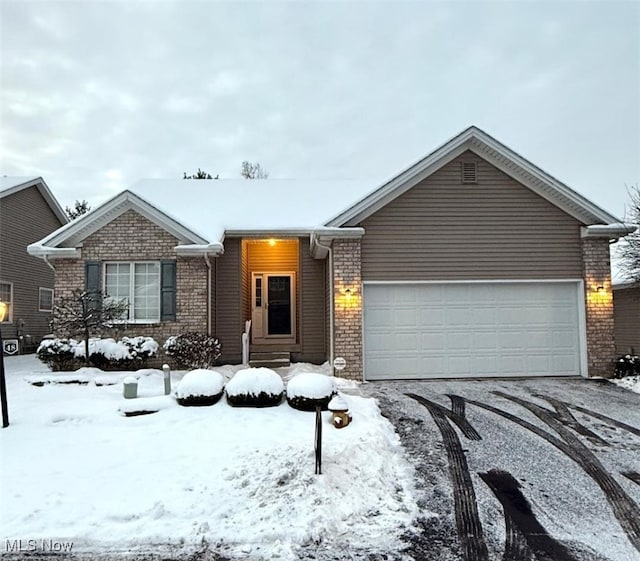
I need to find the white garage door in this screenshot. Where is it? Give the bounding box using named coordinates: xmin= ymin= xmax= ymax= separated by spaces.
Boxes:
xmin=363 ymin=282 xmax=583 ymax=380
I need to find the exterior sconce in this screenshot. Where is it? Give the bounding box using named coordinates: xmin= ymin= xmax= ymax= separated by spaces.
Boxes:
xmin=345 ymin=288 xmax=352 ymax=302
xmin=596 ymin=285 xmax=605 ymax=294
xmin=268 ymin=238 xmax=276 ymax=247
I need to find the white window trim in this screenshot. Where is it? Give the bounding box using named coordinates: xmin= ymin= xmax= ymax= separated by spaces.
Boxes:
xmin=103 ymin=261 xmax=161 ymax=324
xmin=0 ymin=281 xmax=13 ymax=323
xmin=38 ymin=287 xmax=54 ymax=312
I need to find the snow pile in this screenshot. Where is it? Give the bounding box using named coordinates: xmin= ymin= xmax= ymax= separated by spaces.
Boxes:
xmin=612 ymin=375 xmax=640 ymax=394
xmin=118 ymin=396 xmax=175 ymax=416
xmin=226 ymin=367 xmax=285 ymax=407
xmin=0 ymin=354 xmax=419 ymax=559
xmin=176 ymin=369 xmax=225 ymax=406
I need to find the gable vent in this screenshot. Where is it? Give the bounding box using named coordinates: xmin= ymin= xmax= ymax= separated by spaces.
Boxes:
xmin=461 ymin=162 xmax=477 ymax=184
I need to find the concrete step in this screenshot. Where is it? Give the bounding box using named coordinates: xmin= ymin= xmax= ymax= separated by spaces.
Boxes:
xmin=249 ymin=352 xmax=291 ymax=369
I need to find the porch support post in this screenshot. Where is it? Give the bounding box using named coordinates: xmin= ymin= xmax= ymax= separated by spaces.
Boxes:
xmin=332 ymin=238 xmax=363 ymax=381
xmin=581 ymin=237 xmax=616 ymax=378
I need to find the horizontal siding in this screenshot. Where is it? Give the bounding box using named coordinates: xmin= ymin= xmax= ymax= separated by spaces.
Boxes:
xmin=215 ymin=238 xmax=242 ymax=361
xmin=299 ymin=237 xmax=327 ymax=363
xmin=614 ymin=287 xmax=640 ymax=354
xmin=360 ymin=151 xmax=583 ymax=280
xmin=0 ymin=186 xmax=65 ymax=342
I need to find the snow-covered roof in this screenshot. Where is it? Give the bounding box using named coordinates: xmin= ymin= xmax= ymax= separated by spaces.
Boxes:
xmin=130 ymin=179 xmax=375 ymax=241
xmin=0 ymin=176 xmax=69 ymax=225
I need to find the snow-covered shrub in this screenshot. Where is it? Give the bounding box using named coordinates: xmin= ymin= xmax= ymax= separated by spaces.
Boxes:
xmin=36 ymin=338 xmax=79 ymax=372
xmin=163 ymin=332 xmax=222 ymax=369
xmin=225 ymin=367 xmax=284 ymax=407
xmin=176 ymin=369 xmax=225 ymax=406
xmin=36 ymin=337 xmax=159 ymax=371
xmin=286 ymin=372 xmax=337 ymax=411
xmin=614 ymin=355 xmax=640 ymax=378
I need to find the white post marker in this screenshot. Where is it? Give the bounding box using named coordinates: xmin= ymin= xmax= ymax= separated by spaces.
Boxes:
xmin=162 ymin=364 xmax=171 ymax=395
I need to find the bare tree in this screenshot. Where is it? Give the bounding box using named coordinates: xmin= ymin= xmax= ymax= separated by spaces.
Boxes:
xmin=241 ymin=161 xmax=269 ymax=179
xmin=619 ymin=185 xmax=640 ymax=284
xmin=52 ymin=290 xmax=129 ymax=366
xmin=66 ymin=200 xmax=91 ymax=220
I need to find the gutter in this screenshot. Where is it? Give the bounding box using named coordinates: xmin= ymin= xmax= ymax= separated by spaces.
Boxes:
xmin=26 ymin=244 xmax=81 ymax=259
xmin=581 ymin=223 xmax=637 ymax=242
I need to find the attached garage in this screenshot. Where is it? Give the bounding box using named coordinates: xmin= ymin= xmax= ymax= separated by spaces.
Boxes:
xmin=363 ymin=282 xmax=585 ymax=380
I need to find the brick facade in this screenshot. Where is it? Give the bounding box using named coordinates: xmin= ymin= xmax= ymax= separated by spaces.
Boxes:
xmin=53 ymin=210 xmax=209 ymax=352
xmin=582 ymin=237 xmax=616 ymax=378
xmin=332 ymin=238 xmax=363 ymax=380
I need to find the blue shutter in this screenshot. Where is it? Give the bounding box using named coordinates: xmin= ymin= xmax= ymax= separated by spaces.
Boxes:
xmin=161 ymin=260 xmax=177 ymax=321
xmin=85 ymin=261 xmax=102 ymax=310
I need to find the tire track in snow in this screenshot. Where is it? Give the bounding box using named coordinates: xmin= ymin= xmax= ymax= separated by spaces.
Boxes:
xmin=406 ymin=393 xmax=489 ymax=561
xmin=479 ymin=469 xmax=578 ymax=561
xmin=531 ymin=394 xmax=609 ymax=447
xmin=622 ymin=471 xmax=640 ymax=487
xmin=490 ymin=391 xmax=640 ymax=554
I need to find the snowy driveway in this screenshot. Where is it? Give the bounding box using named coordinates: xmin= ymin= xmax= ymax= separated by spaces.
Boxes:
xmin=363 ymin=378 xmax=640 ymax=561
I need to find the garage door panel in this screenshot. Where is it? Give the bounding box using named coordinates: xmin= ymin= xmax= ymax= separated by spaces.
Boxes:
xmin=364 ymin=282 xmax=582 ymax=380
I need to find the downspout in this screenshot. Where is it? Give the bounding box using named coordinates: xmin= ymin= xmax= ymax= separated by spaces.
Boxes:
xmin=312 ymin=234 xmax=334 ymax=376
xmin=43 ymin=255 xmax=56 ymax=272
xmin=204 ymin=254 xmax=212 ymax=336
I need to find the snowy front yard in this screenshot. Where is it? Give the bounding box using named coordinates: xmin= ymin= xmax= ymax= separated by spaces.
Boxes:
xmin=0 ymin=355 xmax=419 ymax=560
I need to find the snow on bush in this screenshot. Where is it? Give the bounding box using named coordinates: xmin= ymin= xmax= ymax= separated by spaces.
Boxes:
xmin=286 ymin=372 xmax=337 ymax=411
xmin=36 ymin=338 xmax=78 ymax=371
xmin=163 ymin=332 xmax=221 ymax=369
xmin=225 ymin=367 xmax=284 ymax=408
xmin=176 ymin=369 xmax=225 ymax=407
xmin=36 ymin=337 xmax=158 ymax=371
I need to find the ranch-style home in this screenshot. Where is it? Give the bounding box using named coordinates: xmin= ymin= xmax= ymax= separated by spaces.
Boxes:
xmin=28 ymin=127 xmax=634 ymax=380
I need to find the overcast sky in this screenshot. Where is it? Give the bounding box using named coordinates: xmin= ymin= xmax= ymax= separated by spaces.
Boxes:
xmin=1 ymin=0 xmax=639 ymax=225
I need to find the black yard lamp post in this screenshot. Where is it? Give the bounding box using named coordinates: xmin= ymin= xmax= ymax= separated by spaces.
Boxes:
xmin=0 ymin=301 xmax=9 ymax=428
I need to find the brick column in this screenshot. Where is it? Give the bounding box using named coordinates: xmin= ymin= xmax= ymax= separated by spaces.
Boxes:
xmin=582 ymin=237 xmax=616 ymax=378
xmin=333 ymin=238 xmax=363 ymax=381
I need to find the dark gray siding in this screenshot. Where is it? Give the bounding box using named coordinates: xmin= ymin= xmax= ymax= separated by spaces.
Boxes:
xmin=0 ymin=185 xmax=65 ymax=344
xmin=297 ymin=237 xmax=327 ymax=364
xmin=614 ymin=286 xmax=640 ymax=355
xmin=360 ymin=151 xmax=584 ymax=280
xmin=215 ymin=237 xmax=242 ymax=362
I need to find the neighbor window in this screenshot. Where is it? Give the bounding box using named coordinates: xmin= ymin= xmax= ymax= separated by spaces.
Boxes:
xmin=39 ymin=288 xmax=54 ymax=312
xmin=0 ymin=282 xmax=13 ymax=322
xmin=104 ymin=262 xmax=161 ymax=322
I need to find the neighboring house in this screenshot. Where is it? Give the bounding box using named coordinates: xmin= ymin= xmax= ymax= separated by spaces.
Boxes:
xmin=28 ymin=127 xmax=635 ymax=380
xmin=0 ymin=177 xmax=69 ymax=351
xmin=613 ymin=283 xmax=640 ymax=355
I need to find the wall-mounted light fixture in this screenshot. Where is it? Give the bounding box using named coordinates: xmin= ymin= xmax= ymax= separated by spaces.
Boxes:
xmin=345 ymin=288 xmax=352 ymax=302
xmin=268 ymin=238 xmax=276 ymax=247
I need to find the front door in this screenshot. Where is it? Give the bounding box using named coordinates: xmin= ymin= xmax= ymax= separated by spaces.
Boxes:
xmin=251 ymin=272 xmax=296 ymax=343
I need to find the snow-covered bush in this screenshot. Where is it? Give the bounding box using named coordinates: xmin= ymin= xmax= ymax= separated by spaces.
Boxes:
xmin=286 ymin=372 xmax=337 ymax=411
xmin=36 ymin=338 xmax=78 ymax=372
xmin=36 ymin=337 xmax=159 ymax=371
xmin=163 ymin=332 xmax=221 ymax=369
xmin=176 ymin=369 xmax=225 ymax=406
xmin=614 ymin=355 xmax=640 ymax=378
xmin=225 ymin=367 xmax=284 ymax=407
